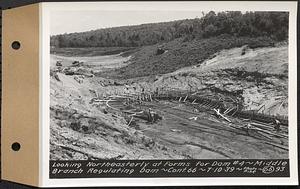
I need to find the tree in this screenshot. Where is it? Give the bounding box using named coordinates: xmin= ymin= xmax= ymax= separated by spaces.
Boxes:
xmin=50 ymin=11 xmax=288 ymax=48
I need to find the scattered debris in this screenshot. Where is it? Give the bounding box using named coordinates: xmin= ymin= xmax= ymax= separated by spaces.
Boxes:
xmin=273 ymin=118 xmax=281 ymax=132
xmin=189 ymin=116 xmax=198 ymax=120
xmin=127 ymin=116 xmax=134 ymax=126
xmin=170 ymin=129 xmax=182 ymax=133
xmin=213 ymin=108 xmax=231 ymax=122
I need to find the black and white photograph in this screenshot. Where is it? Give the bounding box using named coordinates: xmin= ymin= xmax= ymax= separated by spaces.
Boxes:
xmin=0 ymin=1 xmax=297 ymax=187
xmin=49 ymin=7 xmax=291 ymax=161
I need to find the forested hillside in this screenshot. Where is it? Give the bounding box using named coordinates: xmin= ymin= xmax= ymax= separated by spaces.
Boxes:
xmin=50 ymin=11 xmax=288 ymax=48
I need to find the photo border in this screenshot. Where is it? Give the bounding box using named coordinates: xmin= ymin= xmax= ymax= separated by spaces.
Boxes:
xmin=40 ymin=1 xmax=298 ymax=187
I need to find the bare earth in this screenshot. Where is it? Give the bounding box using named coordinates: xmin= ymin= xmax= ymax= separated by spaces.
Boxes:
xmin=50 ymin=45 xmax=288 ymax=160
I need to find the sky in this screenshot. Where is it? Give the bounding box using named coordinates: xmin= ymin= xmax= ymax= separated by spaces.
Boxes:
xmin=50 ymin=10 xmax=205 ymax=35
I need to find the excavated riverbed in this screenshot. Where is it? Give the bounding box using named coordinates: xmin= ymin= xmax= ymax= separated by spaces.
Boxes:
xmin=50 ymin=45 xmax=289 ymax=160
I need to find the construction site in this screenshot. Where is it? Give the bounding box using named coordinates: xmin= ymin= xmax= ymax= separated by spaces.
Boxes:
xmin=49 ymin=41 xmax=289 ymax=160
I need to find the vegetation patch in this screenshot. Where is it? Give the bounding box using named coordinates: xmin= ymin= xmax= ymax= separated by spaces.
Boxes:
xmin=99 ymin=35 xmax=276 ymax=79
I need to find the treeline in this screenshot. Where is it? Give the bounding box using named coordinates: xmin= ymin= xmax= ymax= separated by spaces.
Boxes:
xmin=50 ymin=11 xmax=288 ymax=48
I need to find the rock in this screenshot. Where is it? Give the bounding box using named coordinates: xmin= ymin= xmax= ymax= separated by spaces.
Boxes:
xmin=74 ymin=75 xmax=84 ymax=83
xmin=58 ymin=120 xmax=69 ymax=127
xmin=80 ymin=118 xmax=92 ymax=133
xmin=56 ymin=61 xmax=62 ymax=66
xmin=72 ymin=61 xmax=84 ymax=67
xmin=81 ymin=125 xmax=89 ymax=133
xmin=54 ymin=73 xmax=61 ymax=82
xmin=63 ymin=67 xmax=76 ymax=75
xmin=156 ymin=47 xmax=165 ymax=55
xmin=70 ymin=122 xmax=80 ymax=131
xmin=112 ymin=131 xmax=122 ymax=138
xmin=124 ymin=137 xmax=135 ymax=145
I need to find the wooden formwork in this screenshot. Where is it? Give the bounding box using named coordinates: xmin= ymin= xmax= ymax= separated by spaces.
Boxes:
xmin=150 ymin=91 xmax=288 ymax=126
xmin=102 ymin=90 xmax=288 ymax=127
xmin=236 ymin=111 xmax=288 ymax=126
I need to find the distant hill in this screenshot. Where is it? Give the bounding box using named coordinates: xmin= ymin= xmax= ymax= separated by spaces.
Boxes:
xmin=50 ymin=11 xmax=288 ymax=48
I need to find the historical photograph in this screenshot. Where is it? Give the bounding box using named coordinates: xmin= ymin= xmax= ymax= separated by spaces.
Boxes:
xmin=49 ymin=9 xmax=289 ymax=160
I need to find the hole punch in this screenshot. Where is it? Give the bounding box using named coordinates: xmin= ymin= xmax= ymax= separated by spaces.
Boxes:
xmin=11 ymin=41 xmax=21 ymax=50
xmin=11 ymin=142 xmax=21 ymax=151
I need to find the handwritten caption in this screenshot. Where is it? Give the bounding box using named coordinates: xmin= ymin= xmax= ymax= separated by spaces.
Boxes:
xmin=50 ymin=159 xmax=289 ymax=178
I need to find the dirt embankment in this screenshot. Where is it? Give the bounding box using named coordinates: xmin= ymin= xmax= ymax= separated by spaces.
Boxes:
xmin=50 ymin=72 xmax=186 ymax=160
xmin=152 ymin=44 xmax=289 ymax=116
